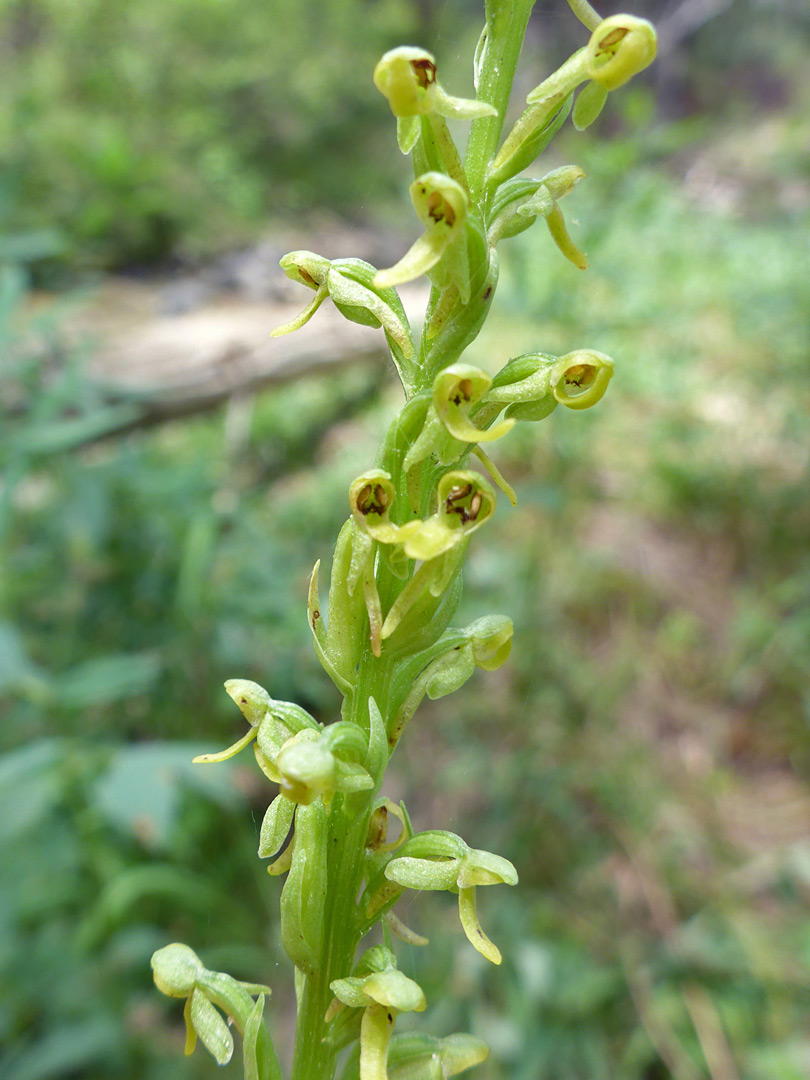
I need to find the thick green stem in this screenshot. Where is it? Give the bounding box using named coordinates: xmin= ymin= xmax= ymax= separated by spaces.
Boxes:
xmin=289 ymin=806 xmax=371 ymax=1080
xmin=289 ymin=652 xmax=395 ymax=1080
xmin=464 ymin=0 xmax=537 ymax=201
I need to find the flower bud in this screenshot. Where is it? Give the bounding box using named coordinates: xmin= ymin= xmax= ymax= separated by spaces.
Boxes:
xmin=586 ymin=15 xmax=657 ymax=91
xmin=151 ymin=943 xmax=205 ymax=998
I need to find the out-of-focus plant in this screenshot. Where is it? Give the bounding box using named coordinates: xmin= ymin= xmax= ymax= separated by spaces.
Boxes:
xmin=0 ymin=0 xmax=425 ymax=271
xmin=150 ymin=3 xmax=658 ymax=1078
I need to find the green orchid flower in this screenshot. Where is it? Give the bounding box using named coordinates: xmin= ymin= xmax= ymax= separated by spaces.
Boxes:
xmin=384 ymin=832 xmax=517 ymax=964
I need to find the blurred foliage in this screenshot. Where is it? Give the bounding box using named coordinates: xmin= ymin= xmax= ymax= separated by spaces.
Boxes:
xmin=2 ymin=0 xmax=810 ymax=1077
xmin=0 ymin=0 xmax=423 ymax=272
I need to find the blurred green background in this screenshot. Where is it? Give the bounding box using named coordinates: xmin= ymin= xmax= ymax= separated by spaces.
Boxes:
xmin=1 ymin=0 xmax=809 ymax=1078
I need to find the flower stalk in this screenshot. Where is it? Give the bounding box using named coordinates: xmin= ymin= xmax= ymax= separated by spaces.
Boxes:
xmin=151 ymin=2 xmax=656 ymax=1078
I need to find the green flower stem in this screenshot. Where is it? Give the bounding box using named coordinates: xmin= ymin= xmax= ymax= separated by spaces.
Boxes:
xmin=565 ymin=0 xmax=602 ymax=31
xmin=290 ymin=808 xmax=370 ymax=1080
xmin=290 ymin=651 xmax=395 ymax=1080
xmin=464 ymin=0 xmax=537 ymax=202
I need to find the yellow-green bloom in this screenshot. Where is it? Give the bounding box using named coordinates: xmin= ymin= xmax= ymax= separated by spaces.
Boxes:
xmin=349 ymin=471 xmax=421 ymax=547
xmin=433 ymin=364 xmax=515 ymax=444
xmin=586 ymin=15 xmax=657 ymax=91
xmin=374 ymin=173 xmax=469 ymax=299
xmin=330 ymin=953 xmax=427 ymax=1080
xmin=384 ymin=832 xmax=517 ymax=964
xmin=373 ymin=46 xmax=495 ymax=121
xmin=151 ymin=944 xmax=272 ymax=1067
xmin=399 ymin=471 xmax=496 ymax=563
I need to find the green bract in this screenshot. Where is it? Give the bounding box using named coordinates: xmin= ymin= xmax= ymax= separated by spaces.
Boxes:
xmin=152 ymin=3 xmax=655 ymax=1078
